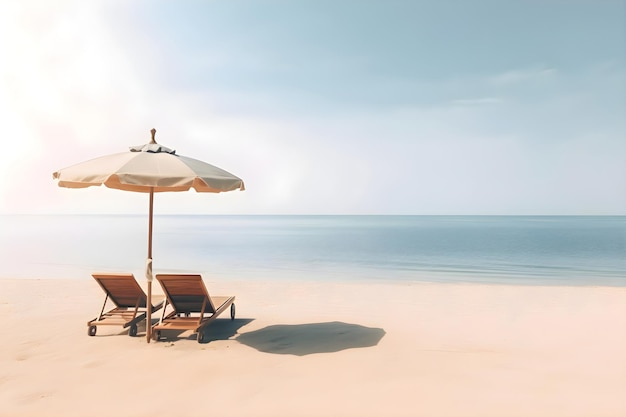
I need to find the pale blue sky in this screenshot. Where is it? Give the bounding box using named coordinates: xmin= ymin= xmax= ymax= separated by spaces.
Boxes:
xmin=0 ymin=0 xmax=624 ymax=214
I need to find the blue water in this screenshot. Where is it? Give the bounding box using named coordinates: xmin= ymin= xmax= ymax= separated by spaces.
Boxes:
xmin=0 ymin=215 xmax=624 ymax=286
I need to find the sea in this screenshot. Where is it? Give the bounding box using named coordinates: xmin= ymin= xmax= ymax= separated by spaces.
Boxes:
xmin=0 ymin=215 xmax=624 ymax=286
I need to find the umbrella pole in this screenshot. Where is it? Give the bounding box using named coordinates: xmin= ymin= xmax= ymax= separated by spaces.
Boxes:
xmin=146 ymin=188 xmax=154 ymax=343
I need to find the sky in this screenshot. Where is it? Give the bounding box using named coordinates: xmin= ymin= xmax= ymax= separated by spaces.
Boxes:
xmin=0 ymin=0 xmax=624 ymax=215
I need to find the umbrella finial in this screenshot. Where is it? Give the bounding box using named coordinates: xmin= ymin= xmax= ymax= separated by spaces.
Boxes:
xmin=150 ymin=128 xmax=157 ymax=144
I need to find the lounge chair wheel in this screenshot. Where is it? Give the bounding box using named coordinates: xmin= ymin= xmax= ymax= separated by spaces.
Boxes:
xmin=197 ymin=330 xmax=205 ymax=344
xmin=154 ymin=330 xmax=161 ymax=341
xmin=230 ymin=303 xmax=236 ymax=320
xmin=129 ymin=324 xmax=138 ymax=337
xmin=88 ymin=326 xmax=97 ymax=337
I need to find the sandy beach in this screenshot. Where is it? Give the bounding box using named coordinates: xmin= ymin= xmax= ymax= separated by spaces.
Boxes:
xmin=0 ymin=276 xmax=624 ymax=417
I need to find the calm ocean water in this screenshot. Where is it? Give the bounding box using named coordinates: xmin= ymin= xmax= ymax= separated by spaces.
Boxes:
xmin=0 ymin=215 xmax=624 ymax=286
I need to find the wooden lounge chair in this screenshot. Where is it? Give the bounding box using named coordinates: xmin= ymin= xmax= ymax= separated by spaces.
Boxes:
xmin=87 ymin=273 xmax=164 ymax=337
xmin=152 ymin=274 xmax=235 ymax=343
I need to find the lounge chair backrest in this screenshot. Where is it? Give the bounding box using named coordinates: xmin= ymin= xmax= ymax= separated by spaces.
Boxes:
xmin=92 ymin=273 xmax=148 ymax=308
xmin=156 ymin=274 xmax=216 ymax=314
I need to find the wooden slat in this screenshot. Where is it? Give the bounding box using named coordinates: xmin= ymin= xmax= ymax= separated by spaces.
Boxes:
xmin=156 ymin=274 xmax=216 ymax=313
xmin=89 ymin=319 xmax=129 ymax=326
xmin=92 ymin=273 xmax=147 ymax=308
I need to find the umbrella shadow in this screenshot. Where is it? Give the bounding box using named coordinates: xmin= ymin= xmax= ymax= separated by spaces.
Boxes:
xmin=236 ymin=321 xmax=386 ymax=356
xmin=153 ymin=318 xmax=254 ymax=343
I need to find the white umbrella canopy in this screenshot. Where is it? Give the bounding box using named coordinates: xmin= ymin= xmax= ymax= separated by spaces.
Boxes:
xmin=54 ymin=134 xmax=244 ymax=193
xmin=53 ymin=129 xmax=245 ymax=342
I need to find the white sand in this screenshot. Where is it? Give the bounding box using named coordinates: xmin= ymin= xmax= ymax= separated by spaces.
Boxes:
xmin=0 ymin=277 xmax=624 ymax=417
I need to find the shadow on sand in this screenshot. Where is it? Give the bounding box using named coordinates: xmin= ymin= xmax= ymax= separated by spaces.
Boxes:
xmin=148 ymin=319 xmax=254 ymax=343
xmin=236 ymin=321 xmax=386 ymax=356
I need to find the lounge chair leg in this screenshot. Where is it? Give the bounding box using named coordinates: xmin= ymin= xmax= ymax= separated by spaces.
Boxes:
xmin=88 ymin=326 xmax=97 ymax=337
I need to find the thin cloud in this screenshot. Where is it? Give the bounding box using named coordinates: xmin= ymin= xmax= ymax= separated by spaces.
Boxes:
xmin=450 ymin=97 xmax=503 ymax=106
xmin=490 ymin=66 xmax=557 ymax=86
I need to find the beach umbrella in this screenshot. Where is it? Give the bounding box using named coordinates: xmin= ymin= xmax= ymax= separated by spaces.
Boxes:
xmin=52 ymin=128 xmax=245 ymax=342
